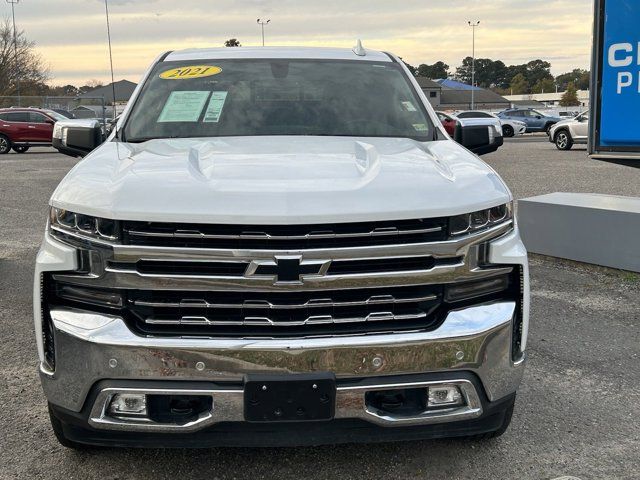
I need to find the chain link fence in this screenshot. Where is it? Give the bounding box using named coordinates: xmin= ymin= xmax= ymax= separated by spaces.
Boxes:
xmin=0 ymin=96 xmax=109 ymax=125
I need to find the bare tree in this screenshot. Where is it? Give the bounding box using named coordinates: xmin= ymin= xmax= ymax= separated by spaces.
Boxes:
xmin=78 ymin=79 xmax=104 ymax=94
xmin=0 ymin=17 xmax=50 ymax=96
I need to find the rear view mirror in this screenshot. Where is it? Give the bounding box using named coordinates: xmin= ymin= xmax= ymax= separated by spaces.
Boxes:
xmin=454 ymin=123 xmax=503 ymax=155
xmin=52 ymin=119 xmax=104 ymax=158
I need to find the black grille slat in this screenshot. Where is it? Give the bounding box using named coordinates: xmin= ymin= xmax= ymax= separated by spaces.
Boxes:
xmin=328 ymin=257 xmax=436 ymax=275
xmin=110 ymin=260 xmax=248 ymax=276
xmin=122 ymin=218 xmax=447 ymax=249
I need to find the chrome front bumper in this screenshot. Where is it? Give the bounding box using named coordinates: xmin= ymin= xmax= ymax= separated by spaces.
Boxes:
xmin=41 ymin=300 xmax=524 ymax=429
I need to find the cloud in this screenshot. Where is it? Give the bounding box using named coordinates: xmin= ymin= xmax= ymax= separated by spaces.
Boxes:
xmin=16 ymin=0 xmax=592 ymax=85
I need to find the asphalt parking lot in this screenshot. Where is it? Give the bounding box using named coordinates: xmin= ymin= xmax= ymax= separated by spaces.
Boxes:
xmin=0 ymin=142 xmax=638 ymax=480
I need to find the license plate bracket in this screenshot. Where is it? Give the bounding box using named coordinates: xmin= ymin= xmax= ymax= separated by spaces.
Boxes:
xmin=244 ymin=373 xmax=336 ymax=423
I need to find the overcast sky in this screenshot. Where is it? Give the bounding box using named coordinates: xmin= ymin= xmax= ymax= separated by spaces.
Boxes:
xmin=10 ymin=0 xmax=593 ymax=86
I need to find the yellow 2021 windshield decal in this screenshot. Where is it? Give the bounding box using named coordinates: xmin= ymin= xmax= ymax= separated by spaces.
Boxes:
xmin=159 ymin=65 xmax=222 ymax=80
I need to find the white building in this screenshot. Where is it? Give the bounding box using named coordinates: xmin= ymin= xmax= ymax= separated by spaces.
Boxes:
xmin=504 ymin=90 xmax=590 ymax=108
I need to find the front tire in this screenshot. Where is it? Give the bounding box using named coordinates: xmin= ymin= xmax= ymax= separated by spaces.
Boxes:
xmin=12 ymin=145 xmax=29 ymax=153
xmin=0 ymin=135 xmax=11 ymax=154
xmin=502 ymin=125 xmax=514 ymax=137
xmin=555 ymin=130 xmax=573 ymax=150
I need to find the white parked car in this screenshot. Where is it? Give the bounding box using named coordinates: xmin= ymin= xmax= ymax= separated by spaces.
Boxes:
xmin=454 ymin=111 xmax=526 ymax=138
xmin=548 ymin=112 xmax=589 ymax=150
xmin=38 ymin=45 xmax=528 ymax=449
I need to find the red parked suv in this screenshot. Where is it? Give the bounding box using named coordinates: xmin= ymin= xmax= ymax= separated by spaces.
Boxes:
xmin=0 ymin=108 xmax=66 ymax=154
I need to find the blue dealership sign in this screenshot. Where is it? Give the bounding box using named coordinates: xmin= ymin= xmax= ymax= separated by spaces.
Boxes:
xmin=590 ymin=0 xmax=640 ymax=157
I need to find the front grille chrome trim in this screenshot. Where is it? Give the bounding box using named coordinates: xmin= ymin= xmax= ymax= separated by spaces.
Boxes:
xmin=132 ymin=293 xmax=439 ymax=310
xmin=143 ymin=311 xmax=429 ymax=327
xmin=126 ymin=225 xmax=444 ymax=241
xmin=110 ymin=221 xmax=513 ymax=264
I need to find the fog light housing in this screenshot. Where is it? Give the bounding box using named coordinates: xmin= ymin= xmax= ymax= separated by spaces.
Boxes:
xmin=108 ymin=393 xmax=147 ymax=418
xmin=427 ymin=385 xmax=464 ymax=407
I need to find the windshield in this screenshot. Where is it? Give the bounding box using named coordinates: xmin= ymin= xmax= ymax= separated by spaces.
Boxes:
xmin=123 ymin=59 xmax=434 ymax=142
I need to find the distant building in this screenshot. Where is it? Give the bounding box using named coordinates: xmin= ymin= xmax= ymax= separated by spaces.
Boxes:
xmin=438 ymin=89 xmax=510 ymax=111
xmin=504 ymin=90 xmax=590 ymax=108
xmin=434 ymin=79 xmax=482 ymax=91
xmin=414 ymin=77 xmax=442 ymax=107
xmin=415 ymin=77 xmax=510 ymax=111
xmin=78 ymin=79 xmax=138 ymax=105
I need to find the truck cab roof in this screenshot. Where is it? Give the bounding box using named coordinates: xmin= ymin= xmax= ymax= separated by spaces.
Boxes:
xmin=164 ymin=46 xmax=393 ymax=63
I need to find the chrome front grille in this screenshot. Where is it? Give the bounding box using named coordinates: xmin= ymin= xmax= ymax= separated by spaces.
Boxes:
xmin=48 ymin=219 xmax=515 ymax=338
xmin=125 ymin=285 xmax=443 ymax=336
xmin=122 ymin=218 xmax=448 ymax=249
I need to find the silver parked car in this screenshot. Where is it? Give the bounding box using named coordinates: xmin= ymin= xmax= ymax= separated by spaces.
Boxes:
xmin=548 ymin=112 xmax=589 ymax=150
xmin=455 ymin=111 xmax=526 ymax=137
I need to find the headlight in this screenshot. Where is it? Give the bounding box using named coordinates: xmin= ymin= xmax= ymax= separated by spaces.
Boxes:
xmin=449 ymin=202 xmax=513 ymax=236
xmin=49 ymin=207 xmax=120 ymax=242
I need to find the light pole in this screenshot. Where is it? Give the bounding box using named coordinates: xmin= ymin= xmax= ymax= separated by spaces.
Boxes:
xmin=104 ymin=0 xmax=117 ymax=119
xmin=468 ymin=20 xmax=480 ymax=109
xmin=256 ymin=18 xmax=270 ymax=46
xmin=7 ymin=0 xmax=20 ymax=106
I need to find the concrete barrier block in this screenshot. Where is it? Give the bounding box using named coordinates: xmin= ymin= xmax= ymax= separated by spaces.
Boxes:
xmin=518 ymin=192 xmax=640 ymax=272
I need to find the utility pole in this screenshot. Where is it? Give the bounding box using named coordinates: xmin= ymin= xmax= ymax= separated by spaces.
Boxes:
xmin=468 ymin=20 xmax=480 ymax=110
xmin=7 ymin=0 xmax=20 ymax=106
xmin=256 ymin=18 xmax=270 ymax=46
xmin=104 ymin=0 xmax=117 ymax=119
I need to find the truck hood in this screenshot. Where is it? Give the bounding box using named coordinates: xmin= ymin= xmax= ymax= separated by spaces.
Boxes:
xmin=51 ymin=136 xmax=511 ymax=224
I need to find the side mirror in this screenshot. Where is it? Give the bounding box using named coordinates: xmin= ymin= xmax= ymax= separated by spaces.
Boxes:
xmin=454 ymin=122 xmax=503 ymax=155
xmin=45 ymin=119 xmax=55 ymax=125
xmin=535 ymin=115 xmax=542 ymax=119
xmin=52 ymin=119 xmax=104 ymax=158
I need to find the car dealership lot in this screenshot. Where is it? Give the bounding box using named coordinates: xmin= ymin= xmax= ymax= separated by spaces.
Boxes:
xmin=0 ymin=144 xmax=638 ymax=479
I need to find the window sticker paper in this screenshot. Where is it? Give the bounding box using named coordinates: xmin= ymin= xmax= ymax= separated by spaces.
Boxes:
xmin=402 ymin=101 xmax=417 ymax=112
xmin=203 ymin=91 xmax=228 ymax=123
xmin=157 ymin=91 xmax=209 ymax=122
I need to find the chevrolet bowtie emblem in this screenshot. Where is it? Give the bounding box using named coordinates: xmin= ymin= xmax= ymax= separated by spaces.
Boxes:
xmin=247 ymin=256 xmax=331 ymax=284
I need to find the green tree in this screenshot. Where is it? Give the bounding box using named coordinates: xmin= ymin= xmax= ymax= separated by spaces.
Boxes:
xmin=417 ymin=61 xmax=449 ymax=79
xmin=556 ymin=69 xmax=590 ymax=91
xmin=532 ymin=78 xmax=555 ymax=94
xmin=455 ymin=57 xmax=509 ymax=88
xmin=525 ymin=59 xmax=553 ymax=86
xmin=510 ymin=73 xmax=529 ymax=94
xmin=559 ymin=82 xmax=580 ymax=106
xmin=224 ymin=38 xmax=241 ymax=47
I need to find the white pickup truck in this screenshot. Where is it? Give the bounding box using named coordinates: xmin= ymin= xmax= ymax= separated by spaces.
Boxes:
xmin=36 ymin=46 xmax=528 ymax=448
